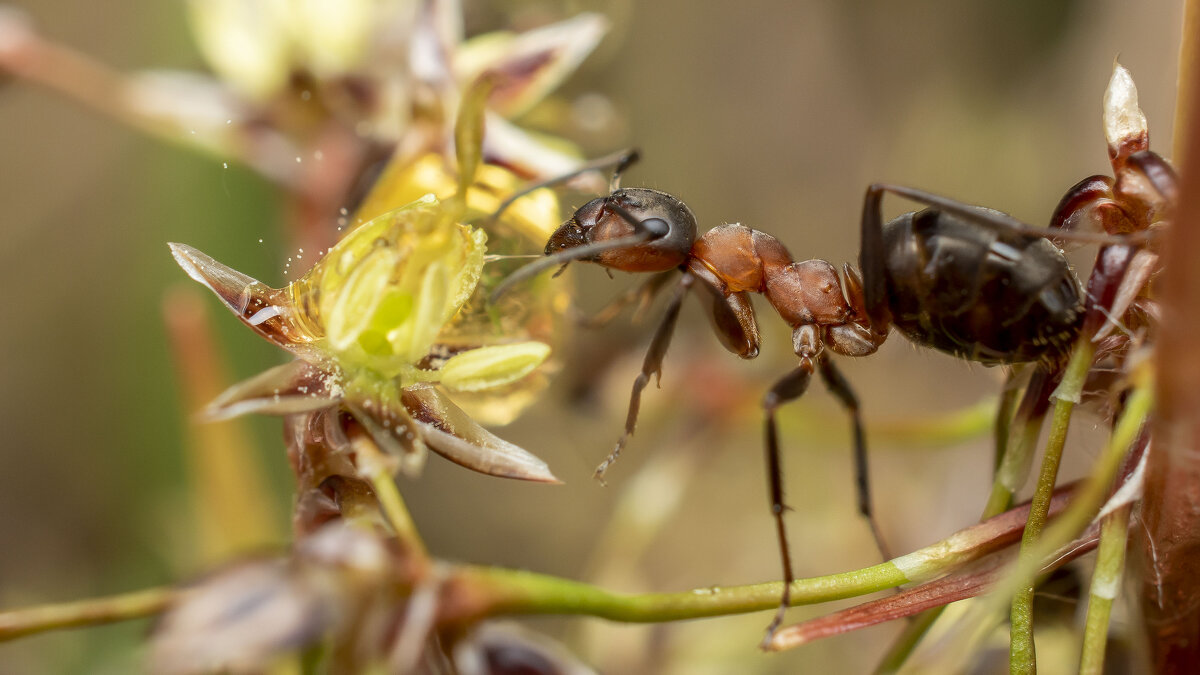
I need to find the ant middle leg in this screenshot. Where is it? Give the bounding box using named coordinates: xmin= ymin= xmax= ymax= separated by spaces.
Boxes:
xmin=761 ymin=363 xmax=815 ymax=646
xmin=817 ymin=358 xmax=892 ymax=561
xmin=593 ymin=272 xmax=695 ymax=483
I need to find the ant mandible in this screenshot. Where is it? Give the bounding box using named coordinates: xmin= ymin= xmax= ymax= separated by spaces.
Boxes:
xmin=490 ymin=65 xmax=1171 ymax=645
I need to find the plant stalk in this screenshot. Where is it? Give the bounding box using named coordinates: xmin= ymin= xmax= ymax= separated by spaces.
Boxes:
xmin=1079 ymin=504 xmax=1132 ymax=675
xmin=1009 ymin=339 xmax=1094 ymax=674
xmin=0 ymin=587 xmax=176 ymax=642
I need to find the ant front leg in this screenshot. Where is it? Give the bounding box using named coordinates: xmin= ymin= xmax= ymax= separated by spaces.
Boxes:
xmin=1049 ymin=175 xmax=1131 ymax=237
xmin=570 ymin=269 xmax=677 ymax=329
xmin=593 ymin=272 xmax=694 ymax=483
xmin=491 ymin=148 xmax=641 ymax=224
xmin=1050 ymin=176 xmax=1160 ymax=340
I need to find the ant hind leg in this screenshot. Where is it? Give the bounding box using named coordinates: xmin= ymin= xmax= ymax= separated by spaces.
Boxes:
xmin=760 ymin=364 xmax=815 ymax=647
xmin=817 ymin=358 xmax=892 ymax=562
xmin=865 ymin=183 xmax=1147 ymax=248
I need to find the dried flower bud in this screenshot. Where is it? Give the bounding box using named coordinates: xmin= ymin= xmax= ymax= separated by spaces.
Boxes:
xmin=1103 ymin=62 xmax=1149 ymax=162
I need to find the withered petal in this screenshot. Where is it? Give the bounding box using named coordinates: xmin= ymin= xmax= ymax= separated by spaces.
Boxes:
xmin=402 ymin=384 xmax=560 ymax=483
xmin=344 ymin=397 xmax=428 ymax=477
xmin=457 ymin=13 xmax=608 ymax=119
xmin=454 ymin=622 xmax=597 ymax=675
xmin=204 ymin=360 xmax=340 ymax=421
xmin=767 ymin=555 xmax=1010 ymax=651
xmin=482 ymin=114 xmax=603 ymax=189
xmin=409 ymin=0 xmax=462 ymax=88
xmin=766 ymin=523 xmax=1101 ymax=652
xmin=148 ymin=560 xmax=333 ymax=674
xmin=169 ymin=242 xmax=321 ymax=359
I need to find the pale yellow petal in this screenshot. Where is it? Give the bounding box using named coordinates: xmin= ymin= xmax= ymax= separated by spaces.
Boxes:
xmin=439 ymin=342 xmax=551 ymax=392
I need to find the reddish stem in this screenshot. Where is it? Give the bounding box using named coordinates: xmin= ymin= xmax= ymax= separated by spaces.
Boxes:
xmin=1136 ymin=16 xmax=1200 ymax=670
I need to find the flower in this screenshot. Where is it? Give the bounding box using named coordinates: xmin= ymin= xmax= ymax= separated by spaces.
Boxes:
xmin=170 ymin=184 xmax=560 ymax=482
xmin=0 ymin=3 xmax=610 ymax=190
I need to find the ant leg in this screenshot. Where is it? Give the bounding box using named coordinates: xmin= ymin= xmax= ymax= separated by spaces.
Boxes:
xmin=593 ymin=273 xmax=695 ymax=483
xmin=490 ymin=148 xmax=640 ymax=223
xmin=858 ymin=184 xmax=891 ymax=328
xmin=688 ymin=261 xmax=762 ymax=359
xmin=608 ymin=149 xmax=642 ymax=192
xmin=761 ymin=364 xmax=815 ymax=646
xmin=864 ymin=183 xmax=1150 ymax=248
xmin=817 ymin=358 xmax=892 ymax=561
xmin=1048 ymin=175 xmax=1136 ymax=239
xmin=1123 ymin=150 xmax=1178 ymax=206
xmin=1082 ymin=244 xmax=1143 ymax=338
xmin=570 ymin=269 xmax=677 ymax=329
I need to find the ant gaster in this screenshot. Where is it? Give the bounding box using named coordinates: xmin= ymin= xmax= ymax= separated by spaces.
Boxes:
xmin=491 ymin=66 xmax=1170 ymax=646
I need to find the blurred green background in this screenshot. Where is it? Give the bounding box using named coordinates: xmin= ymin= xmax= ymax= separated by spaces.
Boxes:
xmin=0 ymin=0 xmax=1184 ymax=672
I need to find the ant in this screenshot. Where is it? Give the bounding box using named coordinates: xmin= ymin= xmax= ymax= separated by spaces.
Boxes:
xmin=490 ymin=65 xmax=1172 ymax=645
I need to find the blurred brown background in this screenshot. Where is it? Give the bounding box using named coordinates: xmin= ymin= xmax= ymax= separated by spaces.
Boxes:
xmin=0 ymin=0 xmax=1184 ymax=672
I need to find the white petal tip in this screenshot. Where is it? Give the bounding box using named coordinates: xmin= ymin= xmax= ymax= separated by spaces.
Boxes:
xmin=1104 ymin=62 xmax=1148 ymax=155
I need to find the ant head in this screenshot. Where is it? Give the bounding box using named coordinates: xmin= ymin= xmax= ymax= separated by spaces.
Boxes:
xmin=547 ymin=188 xmax=697 ymax=272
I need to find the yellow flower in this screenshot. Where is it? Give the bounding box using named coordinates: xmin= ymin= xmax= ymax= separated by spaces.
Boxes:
xmin=170 ymin=190 xmax=559 ymax=482
xmin=186 ymin=0 xmax=406 ymax=101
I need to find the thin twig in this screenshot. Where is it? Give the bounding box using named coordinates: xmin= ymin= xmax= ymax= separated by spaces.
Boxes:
xmin=0 ymin=587 xmax=177 ymax=642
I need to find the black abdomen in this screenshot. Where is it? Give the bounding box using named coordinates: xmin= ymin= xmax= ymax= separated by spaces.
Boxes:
xmin=881 ymin=207 xmax=1083 ymax=365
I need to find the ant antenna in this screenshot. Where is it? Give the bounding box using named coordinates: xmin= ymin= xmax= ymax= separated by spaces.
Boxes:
xmin=489 ymin=149 xmax=641 ymax=224
xmin=487 ymin=202 xmax=668 ymax=304
xmin=483 ymin=253 xmax=543 ymax=263
xmin=608 ymin=149 xmax=640 ymax=192
xmin=487 ymin=229 xmax=665 ymax=304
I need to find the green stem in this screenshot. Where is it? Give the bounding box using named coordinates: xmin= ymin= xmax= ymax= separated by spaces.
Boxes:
xmin=866 ymin=396 xmax=999 ymax=448
xmin=985 ymin=413 xmax=1046 ymax=516
xmin=0 ymin=587 xmax=176 ymax=642
xmin=1079 ymin=504 xmax=1132 ymax=675
xmin=874 ymin=608 xmax=944 ymax=673
xmin=877 ymin=375 xmax=1031 ymax=673
xmin=366 ymin=467 xmax=428 ymax=560
xmin=1005 ymin=365 xmax=1148 ymax=596
xmin=0 ymin=564 xmax=910 ymax=645
xmin=923 ymin=366 xmax=1151 ymax=674
xmin=994 ymin=376 xmax=1023 ymax=472
xmin=0 ymin=472 xmax=1068 ymax=646
xmin=451 ymin=562 xmax=911 ymax=624
xmin=451 ymin=488 xmax=1082 ymax=627
xmin=1010 ymin=340 xmax=1094 ymax=674
xmin=348 ymin=427 xmax=429 ymax=561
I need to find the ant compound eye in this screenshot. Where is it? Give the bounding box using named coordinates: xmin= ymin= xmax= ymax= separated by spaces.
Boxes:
xmin=641 ymin=218 xmax=669 ymax=238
